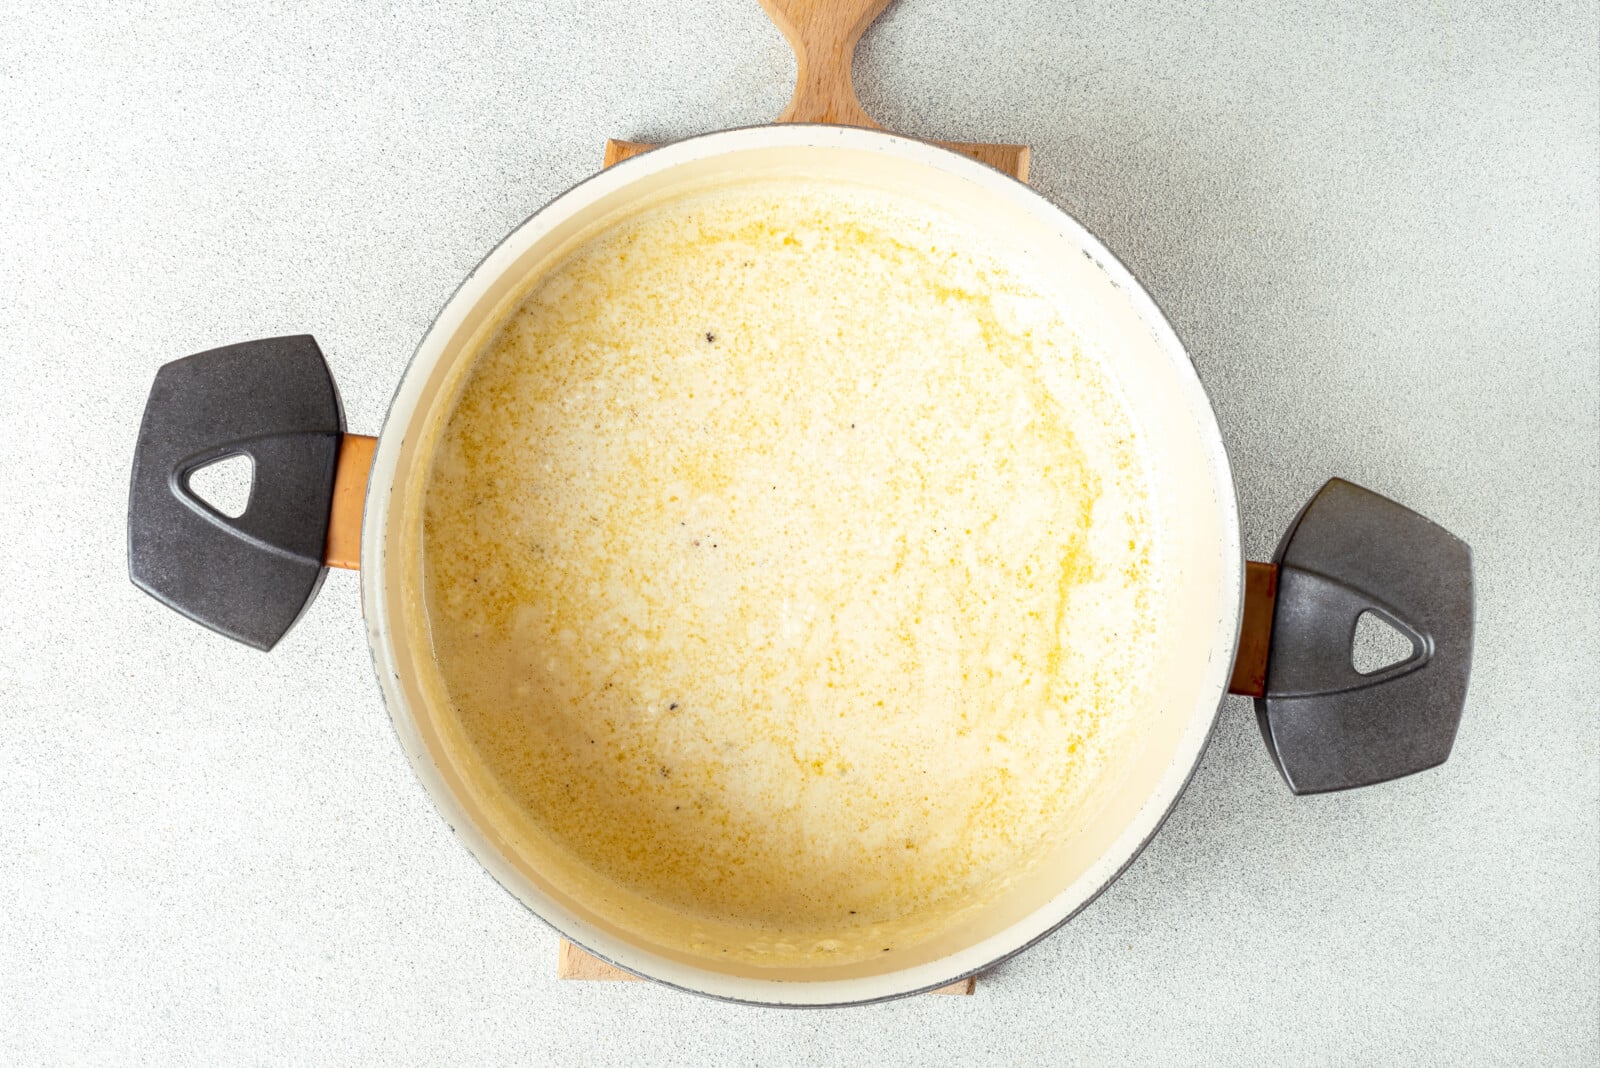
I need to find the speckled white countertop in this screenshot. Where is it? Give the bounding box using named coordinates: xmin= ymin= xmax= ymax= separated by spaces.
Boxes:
xmin=2 ymin=1 xmax=1596 ymax=1063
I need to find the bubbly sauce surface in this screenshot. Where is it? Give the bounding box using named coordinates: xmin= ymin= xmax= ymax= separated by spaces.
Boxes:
xmin=423 ymin=180 xmax=1158 ymax=949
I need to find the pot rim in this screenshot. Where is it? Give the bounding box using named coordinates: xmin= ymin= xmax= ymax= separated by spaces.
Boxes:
xmin=358 ymin=122 xmax=1245 ymax=1006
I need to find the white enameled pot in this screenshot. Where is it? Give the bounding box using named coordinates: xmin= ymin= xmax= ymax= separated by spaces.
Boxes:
xmin=127 ymin=5 xmax=1473 ymax=1009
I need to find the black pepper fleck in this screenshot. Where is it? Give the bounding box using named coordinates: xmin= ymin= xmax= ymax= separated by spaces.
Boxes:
xmin=705 ymin=331 xmax=717 ymax=343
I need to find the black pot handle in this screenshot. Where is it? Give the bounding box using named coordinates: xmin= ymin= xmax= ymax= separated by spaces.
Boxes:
xmin=127 ymin=336 xmax=344 ymax=651
xmin=1233 ymin=478 xmax=1475 ymax=794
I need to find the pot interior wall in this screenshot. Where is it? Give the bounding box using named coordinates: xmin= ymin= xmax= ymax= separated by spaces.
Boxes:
xmin=365 ymin=129 xmax=1239 ymax=1000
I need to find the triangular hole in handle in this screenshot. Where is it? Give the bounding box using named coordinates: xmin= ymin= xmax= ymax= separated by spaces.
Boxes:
xmin=1352 ymin=610 xmax=1419 ymax=675
xmin=187 ymin=453 xmax=254 ymax=519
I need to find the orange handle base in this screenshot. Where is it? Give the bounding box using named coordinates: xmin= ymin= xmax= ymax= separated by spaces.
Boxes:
xmin=1228 ymin=561 xmax=1279 ymax=698
xmin=323 ymin=433 xmax=376 ymax=570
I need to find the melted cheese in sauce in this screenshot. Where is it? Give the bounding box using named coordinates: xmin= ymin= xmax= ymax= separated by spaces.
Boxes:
xmin=422 ymin=180 xmax=1157 ymax=955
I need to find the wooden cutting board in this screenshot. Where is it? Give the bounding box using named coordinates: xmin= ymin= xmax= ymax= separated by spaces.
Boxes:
xmin=558 ymin=940 xmax=977 ymax=996
xmin=559 ymin=0 xmax=1027 ymax=998
xmin=602 ymin=0 xmax=1029 ymax=181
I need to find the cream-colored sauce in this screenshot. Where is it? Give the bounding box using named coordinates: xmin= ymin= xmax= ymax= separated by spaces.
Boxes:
xmin=422 ymin=179 xmax=1157 ymax=955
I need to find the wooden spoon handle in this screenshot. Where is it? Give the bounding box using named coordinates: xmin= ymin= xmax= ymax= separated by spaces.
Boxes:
xmin=759 ymin=0 xmax=889 ymax=126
